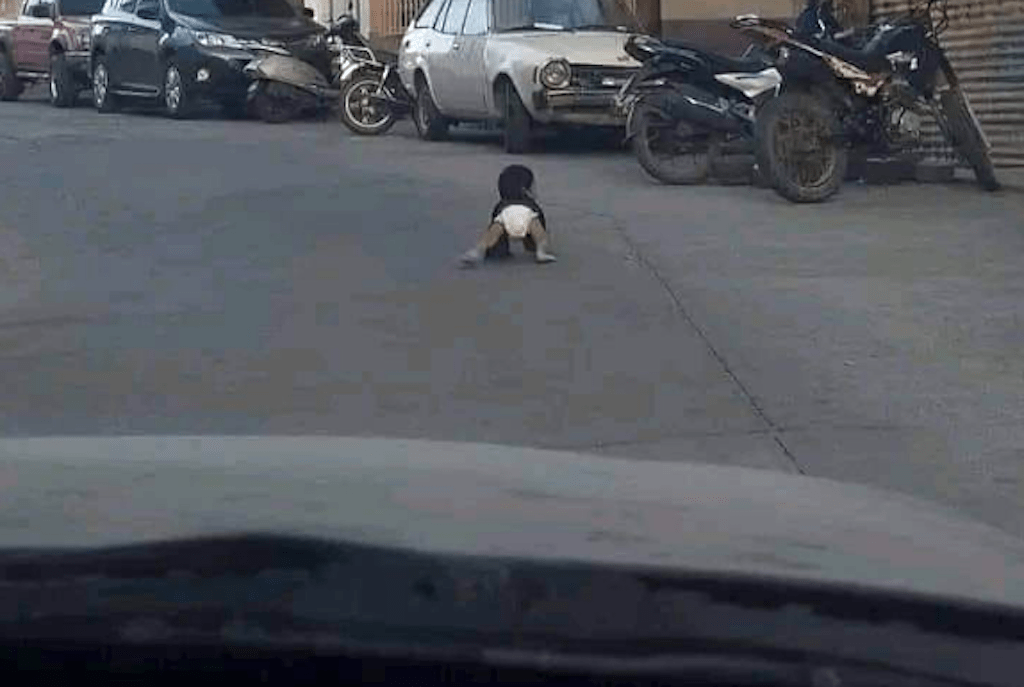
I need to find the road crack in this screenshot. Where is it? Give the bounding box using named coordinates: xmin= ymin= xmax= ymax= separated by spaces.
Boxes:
xmin=606 ymin=219 xmax=806 ymax=475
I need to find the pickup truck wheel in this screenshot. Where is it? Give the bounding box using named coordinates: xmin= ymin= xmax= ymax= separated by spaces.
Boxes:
xmin=92 ymin=57 xmax=119 ymax=113
xmin=0 ymin=52 xmax=21 ymax=102
xmin=50 ymin=52 xmax=76 ymax=108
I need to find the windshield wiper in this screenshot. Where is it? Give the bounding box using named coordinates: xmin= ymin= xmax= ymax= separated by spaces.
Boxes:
xmin=573 ymin=23 xmax=631 ymax=32
xmin=497 ymin=22 xmax=566 ymax=32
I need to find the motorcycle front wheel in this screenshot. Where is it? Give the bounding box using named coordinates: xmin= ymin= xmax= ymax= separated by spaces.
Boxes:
xmin=339 ymin=73 xmax=396 ymax=135
xmin=755 ymin=91 xmax=847 ymax=203
xmin=939 ymin=87 xmax=1000 ymax=191
xmin=632 ymin=104 xmax=711 ymax=185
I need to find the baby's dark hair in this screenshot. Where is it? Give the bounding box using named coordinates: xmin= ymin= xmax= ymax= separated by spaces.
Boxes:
xmin=497 ymin=165 xmax=535 ymax=202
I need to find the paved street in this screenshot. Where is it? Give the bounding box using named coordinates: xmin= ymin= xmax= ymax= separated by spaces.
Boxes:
xmin=2 ymin=89 xmax=1024 ymax=536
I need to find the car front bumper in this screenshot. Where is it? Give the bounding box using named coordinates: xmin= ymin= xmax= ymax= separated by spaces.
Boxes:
xmin=173 ymin=45 xmax=256 ymax=103
xmin=532 ymin=88 xmax=627 ymax=127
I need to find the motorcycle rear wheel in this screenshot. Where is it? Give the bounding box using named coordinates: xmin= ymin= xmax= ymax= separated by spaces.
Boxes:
xmin=632 ymin=104 xmax=711 ymax=185
xmin=340 ymin=74 xmax=396 ymax=135
xmin=939 ymin=87 xmax=999 ymax=191
xmin=755 ymin=91 xmax=846 ymax=204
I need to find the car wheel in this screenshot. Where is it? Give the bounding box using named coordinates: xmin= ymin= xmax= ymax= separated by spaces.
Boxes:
xmin=50 ymin=52 xmax=77 ymax=108
xmin=501 ymin=79 xmax=531 ymax=154
xmin=92 ymin=57 xmax=119 ymax=113
xmin=414 ymin=77 xmax=448 ymax=141
xmin=163 ymin=62 xmax=193 ymax=119
xmin=0 ymin=51 xmax=21 ymax=102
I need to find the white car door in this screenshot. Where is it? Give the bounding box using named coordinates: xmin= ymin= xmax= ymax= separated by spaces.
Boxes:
xmin=399 ymin=0 xmax=447 ymax=95
xmin=428 ymin=0 xmax=470 ymax=114
xmin=444 ymin=0 xmax=489 ymax=116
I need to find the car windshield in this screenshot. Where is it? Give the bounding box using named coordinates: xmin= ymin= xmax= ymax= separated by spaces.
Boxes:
xmin=493 ymin=0 xmax=637 ymax=32
xmin=59 ymin=0 xmax=106 ymax=14
xmin=167 ymin=0 xmax=296 ymax=18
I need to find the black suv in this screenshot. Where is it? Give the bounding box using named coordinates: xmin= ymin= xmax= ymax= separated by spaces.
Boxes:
xmin=90 ymin=0 xmax=330 ymax=118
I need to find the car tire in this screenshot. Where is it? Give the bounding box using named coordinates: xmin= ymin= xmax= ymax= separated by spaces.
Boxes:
xmin=162 ymin=62 xmax=193 ymax=119
xmin=501 ymin=79 xmax=531 ymax=155
xmin=0 ymin=51 xmax=21 ymax=102
xmin=50 ymin=52 xmax=77 ymax=108
xmin=92 ymin=56 xmax=119 ymax=113
xmin=414 ymin=77 xmax=448 ymax=141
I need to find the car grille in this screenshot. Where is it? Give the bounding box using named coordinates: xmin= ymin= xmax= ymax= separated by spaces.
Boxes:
xmin=570 ymin=65 xmax=636 ymax=90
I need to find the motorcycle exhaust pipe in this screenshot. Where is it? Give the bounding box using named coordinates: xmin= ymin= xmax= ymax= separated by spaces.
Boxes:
xmin=657 ymin=83 xmax=743 ymax=134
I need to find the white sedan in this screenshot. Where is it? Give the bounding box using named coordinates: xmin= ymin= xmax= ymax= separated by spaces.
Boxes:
xmin=399 ymin=0 xmax=642 ymax=153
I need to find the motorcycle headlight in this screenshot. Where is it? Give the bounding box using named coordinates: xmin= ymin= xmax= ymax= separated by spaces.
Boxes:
xmin=193 ymin=31 xmax=246 ymax=49
xmin=539 ymin=59 xmax=571 ymax=89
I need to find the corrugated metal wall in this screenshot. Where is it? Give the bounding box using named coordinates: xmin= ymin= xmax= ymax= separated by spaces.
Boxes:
xmin=873 ymin=0 xmax=1024 ymax=167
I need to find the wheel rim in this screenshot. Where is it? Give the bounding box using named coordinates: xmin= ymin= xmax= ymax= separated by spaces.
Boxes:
xmin=772 ymin=108 xmax=837 ymax=189
xmin=344 ymin=80 xmax=390 ymax=129
xmin=165 ymin=66 xmax=182 ymax=113
xmin=93 ymin=65 xmax=108 ymax=107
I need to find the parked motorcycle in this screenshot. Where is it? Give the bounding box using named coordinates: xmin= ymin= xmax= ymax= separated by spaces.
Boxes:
xmin=332 ymin=14 xmax=414 ymax=135
xmin=616 ymin=34 xmax=782 ymax=185
xmin=244 ymin=49 xmax=340 ymax=124
xmin=735 ymin=0 xmax=999 ymax=203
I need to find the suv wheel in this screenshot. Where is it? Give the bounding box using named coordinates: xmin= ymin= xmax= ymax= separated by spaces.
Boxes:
xmin=414 ymin=77 xmax=448 ymax=141
xmin=163 ymin=63 xmax=193 ymax=119
xmin=92 ymin=56 xmax=119 ymax=113
xmin=50 ymin=52 xmax=77 ymax=108
xmin=0 ymin=51 xmax=21 ymax=102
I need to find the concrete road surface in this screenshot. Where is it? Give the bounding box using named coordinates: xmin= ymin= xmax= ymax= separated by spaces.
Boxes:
xmin=1 ymin=92 xmax=1023 ymax=537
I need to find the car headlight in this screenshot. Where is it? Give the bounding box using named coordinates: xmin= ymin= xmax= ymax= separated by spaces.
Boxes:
xmin=539 ymin=59 xmax=571 ymax=89
xmin=193 ymin=31 xmax=247 ymax=49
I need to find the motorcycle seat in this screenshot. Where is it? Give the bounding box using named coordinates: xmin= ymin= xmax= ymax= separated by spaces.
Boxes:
xmin=376 ymin=49 xmax=398 ymax=66
xmin=659 ymin=38 xmax=770 ymax=74
xmin=814 ymin=36 xmax=890 ymax=73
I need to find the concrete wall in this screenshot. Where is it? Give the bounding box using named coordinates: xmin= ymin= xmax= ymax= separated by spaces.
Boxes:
xmin=658 ymin=0 xmax=797 ymax=54
xmin=661 ymin=0 xmax=796 ymax=21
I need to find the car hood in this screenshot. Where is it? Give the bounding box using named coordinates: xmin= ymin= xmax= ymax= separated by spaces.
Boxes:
xmin=169 ymin=12 xmax=322 ymax=40
xmin=2 ymin=436 xmax=1024 ymax=610
xmin=489 ymin=30 xmax=640 ymax=68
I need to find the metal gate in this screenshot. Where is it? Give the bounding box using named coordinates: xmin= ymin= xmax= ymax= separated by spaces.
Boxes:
xmin=873 ymin=0 xmax=1024 ymax=167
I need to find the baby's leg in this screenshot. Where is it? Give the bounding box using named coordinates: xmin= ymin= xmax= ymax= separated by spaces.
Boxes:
xmin=526 ymin=218 xmax=557 ymax=263
xmin=461 ymin=222 xmax=507 ymax=265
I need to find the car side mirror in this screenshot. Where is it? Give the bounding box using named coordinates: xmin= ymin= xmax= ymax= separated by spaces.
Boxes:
xmin=48 ymin=3 xmax=57 ymax=19
xmin=303 ymin=7 xmax=314 ymax=18
xmin=137 ymin=4 xmax=158 ymax=19
xmin=30 ymin=4 xmax=52 ymax=18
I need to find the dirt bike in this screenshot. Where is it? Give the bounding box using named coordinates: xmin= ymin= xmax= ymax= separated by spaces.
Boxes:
xmin=734 ymin=0 xmax=998 ymax=203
